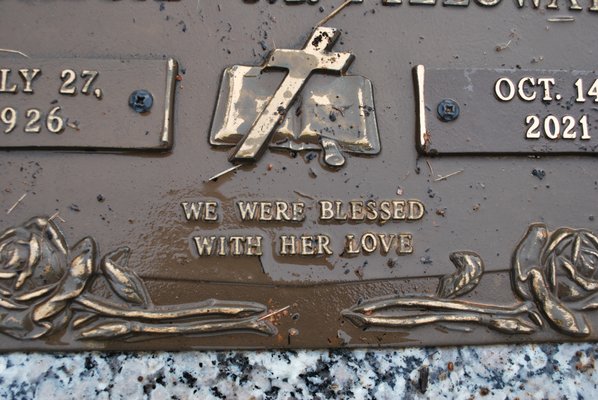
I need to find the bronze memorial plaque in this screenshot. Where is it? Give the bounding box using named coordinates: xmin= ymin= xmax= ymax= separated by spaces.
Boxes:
xmin=0 ymin=0 xmax=597 ymax=351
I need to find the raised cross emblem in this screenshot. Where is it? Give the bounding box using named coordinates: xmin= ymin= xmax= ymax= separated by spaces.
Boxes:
xmin=230 ymin=27 xmax=354 ymax=163
xmin=210 ymin=27 xmax=381 ymax=168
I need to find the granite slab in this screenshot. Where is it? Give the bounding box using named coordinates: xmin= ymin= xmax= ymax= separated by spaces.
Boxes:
xmin=0 ymin=343 xmax=596 ymax=399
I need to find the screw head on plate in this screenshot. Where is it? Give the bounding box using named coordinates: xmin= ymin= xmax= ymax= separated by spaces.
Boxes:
xmin=129 ymin=89 xmax=154 ymax=113
xmin=437 ymin=99 xmax=460 ymax=122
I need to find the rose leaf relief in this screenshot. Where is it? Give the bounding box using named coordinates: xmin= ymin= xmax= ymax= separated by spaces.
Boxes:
xmin=343 ymin=223 xmax=598 ymax=338
xmin=0 ymin=216 xmax=276 ymax=341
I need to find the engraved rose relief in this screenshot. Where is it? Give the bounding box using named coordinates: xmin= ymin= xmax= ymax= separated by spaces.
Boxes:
xmin=512 ymin=224 xmax=598 ymax=336
xmin=0 ymin=217 xmax=276 ymax=341
xmin=0 ymin=217 xmax=87 ymax=339
xmin=343 ymin=223 xmax=598 ymax=337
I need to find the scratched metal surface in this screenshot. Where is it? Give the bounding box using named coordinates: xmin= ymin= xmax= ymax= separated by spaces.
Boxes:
xmin=0 ymin=1 xmax=597 ymax=350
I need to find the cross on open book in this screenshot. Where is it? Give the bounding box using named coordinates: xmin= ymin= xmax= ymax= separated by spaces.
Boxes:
xmin=210 ymin=28 xmax=380 ymax=168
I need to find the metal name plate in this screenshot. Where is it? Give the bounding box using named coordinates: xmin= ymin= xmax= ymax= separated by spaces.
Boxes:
xmin=0 ymin=58 xmax=177 ymax=150
xmin=1 ymin=1 xmax=598 ymax=351
xmin=415 ymin=66 xmax=598 ymax=155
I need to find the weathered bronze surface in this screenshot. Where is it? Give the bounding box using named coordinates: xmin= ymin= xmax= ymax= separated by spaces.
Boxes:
xmin=0 ymin=1 xmax=597 ymax=351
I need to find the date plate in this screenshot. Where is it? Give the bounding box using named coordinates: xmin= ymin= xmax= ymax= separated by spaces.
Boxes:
xmin=0 ymin=58 xmax=177 ymax=150
xmin=415 ymin=66 xmax=598 ymax=155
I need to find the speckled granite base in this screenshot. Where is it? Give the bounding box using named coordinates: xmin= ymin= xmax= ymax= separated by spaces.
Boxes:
xmin=0 ymin=343 xmax=596 ymax=399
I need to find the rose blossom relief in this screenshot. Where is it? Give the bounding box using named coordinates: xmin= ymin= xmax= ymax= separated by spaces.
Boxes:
xmin=0 ymin=217 xmax=275 ymax=340
xmin=344 ymin=224 xmax=598 ymax=337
